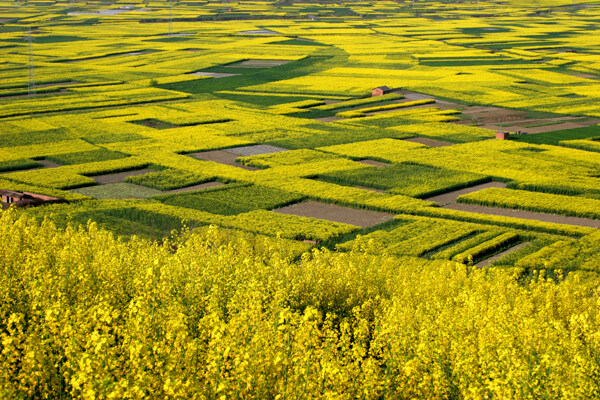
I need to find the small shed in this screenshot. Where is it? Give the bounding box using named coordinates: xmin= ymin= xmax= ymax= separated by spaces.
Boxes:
xmin=1 ymin=190 xmax=27 ymax=204
xmin=0 ymin=190 xmax=64 ymax=208
xmin=372 ymin=86 xmax=391 ymax=97
xmin=496 ymin=132 xmax=510 ymax=140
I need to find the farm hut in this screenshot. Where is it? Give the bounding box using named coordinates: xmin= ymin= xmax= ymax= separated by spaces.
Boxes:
xmin=0 ymin=190 xmax=64 ymax=207
xmin=496 ymin=132 xmax=510 ymax=140
xmin=1 ymin=190 xmax=27 ymax=204
xmin=372 ymin=86 xmax=391 ymax=97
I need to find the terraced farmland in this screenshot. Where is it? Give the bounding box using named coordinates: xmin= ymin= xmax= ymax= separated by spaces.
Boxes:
xmin=2 ymin=1 xmax=600 ymax=397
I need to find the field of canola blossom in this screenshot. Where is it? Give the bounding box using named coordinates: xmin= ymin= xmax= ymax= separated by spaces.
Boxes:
xmin=1 ymin=0 xmax=600 ymax=397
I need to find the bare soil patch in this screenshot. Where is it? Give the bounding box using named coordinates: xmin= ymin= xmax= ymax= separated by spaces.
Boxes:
xmin=37 ymin=159 xmax=62 ymax=168
xmin=189 ymin=72 xmax=240 ymax=78
xmin=273 ymin=200 xmax=395 ymax=228
xmin=403 ymin=137 xmax=453 ymax=147
xmin=490 ymin=118 xmax=600 ymax=134
xmin=425 ymin=182 xmax=508 ymax=206
xmin=91 ymin=168 xmax=159 ymax=185
xmin=354 ymin=185 xmax=386 ymax=193
xmin=446 ymin=203 xmax=600 ymax=229
xmin=237 ymin=30 xmax=281 ymax=35
xmin=426 ymin=181 xmax=600 ymax=228
xmin=225 ymin=144 xmax=288 ymax=157
xmin=130 ymin=118 xmax=178 ymax=129
xmin=314 ymin=116 xmax=341 ymax=122
xmin=188 ymin=150 xmax=258 ymax=171
xmin=475 ymin=241 xmax=530 ymax=268
xmin=65 ymin=50 xmax=155 ymax=63
xmin=358 ymin=159 xmax=389 ymax=167
xmin=459 ymin=106 xmax=528 ymax=124
xmin=225 ymin=59 xmax=292 ymax=68
xmin=568 ymin=72 xmax=599 ymax=80
xmin=165 ymin=181 xmax=224 ymax=193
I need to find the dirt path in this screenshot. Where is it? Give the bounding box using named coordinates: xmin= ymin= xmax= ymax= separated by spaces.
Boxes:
xmin=273 ymin=200 xmax=394 ymax=228
xmin=425 ymin=182 xmax=508 ymax=206
xmin=426 ymin=181 xmax=600 ymax=228
xmin=403 ymin=137 xmax=453 ymax=147
xmin=483 ymin=118 xmax=599 ymax=134
xmin=475 ymin=242 xmax=530 ymax=268
xmin=358 ymin=159 xmax=389 ymax=167
xmin=353 ymin=185 xmax=386 ymax=193
xmin=447 ymin=203 xmax=600 ymax=228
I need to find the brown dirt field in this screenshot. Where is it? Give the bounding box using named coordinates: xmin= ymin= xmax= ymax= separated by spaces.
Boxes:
xmin=131 ymin=119 xmax=178 ymax=129
xmin=459 ymin=106 xmax=528 ymax=124
xmin=273 ymin=200 xmax=395 ymax=228
xmin=314 ymin=116 xmax=341 ymax=122
xmin=445 ymin=203 xmax=600 ymax=229
xmin=189 ymin=72 xmax=240 ymax=78
xmin=38 ymin=159 xmax=63 ymax=168
xmin=65 ymin=51 xmax=155 ymax=63
xmin=188 ymin=150 xmax=258 ymax=171
xmin=425 ymin=182 xmax=508 ymax=206
xmin=568 ymin=73 xmax=599 ymax=80
xmin=486 ymin=118 xmax=600 ymax=134
xmin=426 ymin=181 xmax=600 ymax=228
xmin=358 ymin=159 xmax=389 ymax=167
xmin=91 ymin=168 xmax=158 ymax=185
xmin=165 ymin=181 xmax=224 ymax=193
xmin=403 ymin=137 xmax=453 ymax=147
xmin=226 ymin=59 xmax=292 ymax=68
xmin=353 ymin=185 xmax=386 ymax=193
xmin=225 ymin=144 xmax=288 ymax=157
xmin=475 ymin=242 xmax=530 ymax=268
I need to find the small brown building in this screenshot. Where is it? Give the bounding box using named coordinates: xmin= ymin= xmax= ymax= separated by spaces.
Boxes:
xmin=372 ymin=86 xmax=391 ymax=97
xmin=1 ymin=190 xmax=64 ymax=208
xmin=496 ymin=132 xmax=510 ymax=140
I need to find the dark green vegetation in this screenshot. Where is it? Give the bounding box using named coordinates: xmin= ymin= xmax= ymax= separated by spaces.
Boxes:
xmin=156 ymin=184 xmax=304 ymax=215
xmin=318 ymin=163 xmax=490 ymax=198
xmin=512 ymin=125 xmax=600 ymax=145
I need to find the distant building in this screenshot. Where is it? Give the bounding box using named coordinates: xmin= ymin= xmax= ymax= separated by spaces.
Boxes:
xmin=496 ymin=132 xmax=510 ymax=140
xmin=372 ymin=86 xmax=391 ymax=96
xmin=0 ymin=190 xmax=64 ymax=208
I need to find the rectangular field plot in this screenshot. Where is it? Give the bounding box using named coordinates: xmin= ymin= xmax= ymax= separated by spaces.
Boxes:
xmin=156 ymin=184 xmax=304 ymax=216
xmin=318 ymin=163 xmax=489 ymax=198
xmin=338 ymin=217 xmax=482 ymax=257
xmin=273 ymin=200 xmax=394 ymax=228
xmin=124 ymin=169 xmax=217 ymax=191
xmin=89 ymin=168 xmax=159 ymax=185
xmin=71 ymin=182 xmax=162 ymax=199
xmin=225 ymin=144 xmax=288 ymax=157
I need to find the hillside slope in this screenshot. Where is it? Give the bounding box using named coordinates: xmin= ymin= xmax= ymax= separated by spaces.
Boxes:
xmin=1 ymin=209 xmax=600 ymax=398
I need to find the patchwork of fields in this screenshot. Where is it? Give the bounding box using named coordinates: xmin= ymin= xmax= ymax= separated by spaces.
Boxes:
xmin=2 ymin=0 xmax=600 ymax=271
